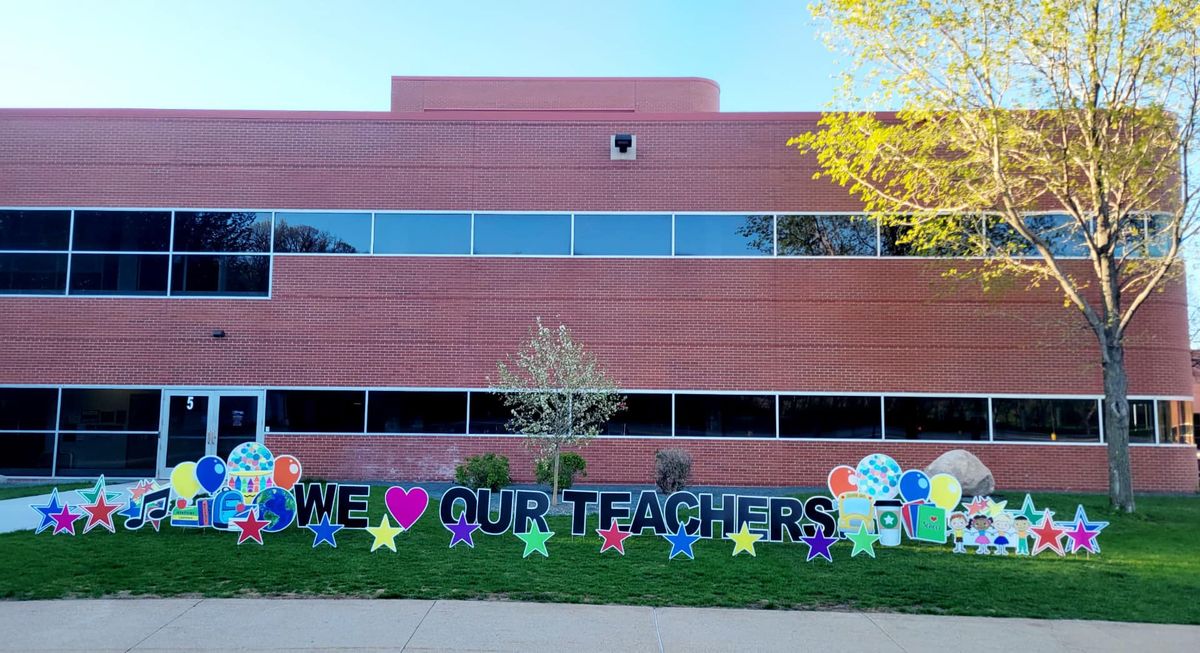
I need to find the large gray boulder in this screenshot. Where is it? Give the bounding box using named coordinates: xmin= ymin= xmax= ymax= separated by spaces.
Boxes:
xmin=925 ymin=449 xmax=995 ymax=496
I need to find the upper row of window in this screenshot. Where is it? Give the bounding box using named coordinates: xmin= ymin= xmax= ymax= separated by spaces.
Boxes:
xmin=0 ymin=209 xmax=1170 ymax=296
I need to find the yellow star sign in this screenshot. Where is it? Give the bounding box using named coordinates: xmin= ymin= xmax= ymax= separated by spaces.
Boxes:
xmin=985 ymin=499 xmax=1009 ymax=517
xmin=366 ymin=515 xmax=404 ymax=552
xmin=726 ymin=523 xmax=764 ymax=557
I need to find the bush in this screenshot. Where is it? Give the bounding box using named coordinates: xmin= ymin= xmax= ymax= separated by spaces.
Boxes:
xmin=455 ymin=453 xmax=511 ymax=491
xmin=535 ymin=452 xmax=587 ymax=490
xmin=655 ymin=448 xmax=693 ymax=493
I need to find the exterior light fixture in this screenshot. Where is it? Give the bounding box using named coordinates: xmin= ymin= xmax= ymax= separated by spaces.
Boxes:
xmin=611 ymin=134 xmax=636 ymax=160
xmin=212 ymin=329 xmax=226 ymax=338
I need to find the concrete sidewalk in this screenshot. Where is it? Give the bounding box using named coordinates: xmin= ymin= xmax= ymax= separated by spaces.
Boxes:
xmin=0 ymin=599 xmax=1195 ymax=652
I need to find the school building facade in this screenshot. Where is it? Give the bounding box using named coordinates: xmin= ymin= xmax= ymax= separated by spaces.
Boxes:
xmin=0 ymin=77 xmax=1194 ymax=492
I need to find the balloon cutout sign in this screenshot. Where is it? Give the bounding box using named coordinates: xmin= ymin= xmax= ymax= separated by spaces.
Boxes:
xmin=30 ymin=446 xmax=1105 ymax=561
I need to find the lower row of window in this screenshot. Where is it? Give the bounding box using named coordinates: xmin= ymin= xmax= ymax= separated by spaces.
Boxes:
xmin=0 ymin=388 xmax=1192 ymax=477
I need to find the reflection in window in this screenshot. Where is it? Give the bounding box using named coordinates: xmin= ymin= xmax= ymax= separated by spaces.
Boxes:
xmin=1129 ymin=399 xmax=1155 ymax=443
xmin=881 ymin=217 xmax=984 ymax=256
xmin=573 ymin=214 xmax=672 ymax=256
xmin=988 ymin=214 xmax=1089 ymax=257
xmin=0 ymin=388 xmax=58 ymax=430
xmin=0 ymin=432 xmax=55 ymax=475
xmin=601 ymin=394 xmax=672 ymax=436
xmin=55 ymin=433 xmax=157 ymax=477
xmin=467 ymin=392 xmax=512 ymax=434
xmin=0 ymin=210 xmax=71 ymax=250
xmin=676 ymin=214 xmax=774 ymax=256
xmin=1157 ymin=400 xmax=1195 ymax=445
xmin=69 ymin=253 xmax=169 ymax=295
xmin=675 ymin=394 xmax=775 ymax=437
xmin=59 ymin=389 xmax=162 ymax=431
xmin=884 ymin=397 xmax=988 ymax=440
xmin=274 ymin=213 xmax=371 ymax=253
xmin=780 ymin=395 xmax=881 ymax=438
xmin=992 ymin=398 xmax=1100 ymax=442
xmin=265 ymin=390 xmax=365 ymax=432
xmin=72 ymin=211 xmax=171 ymax=251
xmin=0 ymin=253 xmax=67 ymax=294
xmin=373 ymin=213 xmax=471 ymax=254
xmin=171 ymin=255 xmax=269 ymax=295
xmin=473 ymin=214 xmax=571 ymax=255
xmin=368 ymin=391 xmax=468 ymax=433
xmin=777 ymin=215 xmax=877 ymax=256
xmin=174 ymin=212 xmax=271 ymax=252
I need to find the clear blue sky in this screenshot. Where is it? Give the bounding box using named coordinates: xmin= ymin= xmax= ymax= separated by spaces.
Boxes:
xmin=0 ymin=0 xmax=836 ymax=111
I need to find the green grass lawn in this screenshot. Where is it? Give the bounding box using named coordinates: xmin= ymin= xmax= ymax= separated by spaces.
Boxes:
xmin=1 ymin=489 xmax=1197 ymax=624
xmin=0 ymin=483 xmax=91 ymax=501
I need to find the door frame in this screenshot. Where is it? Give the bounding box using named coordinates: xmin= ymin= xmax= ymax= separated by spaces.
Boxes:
xmin=157 ymin=388 xmax=266 ymax=479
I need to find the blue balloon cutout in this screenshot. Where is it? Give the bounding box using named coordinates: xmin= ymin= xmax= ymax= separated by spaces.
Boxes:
xmin=899 ymin=469 xmax=931 ymax=502
xmin=195 ymin=455 xmax=227 ymax=494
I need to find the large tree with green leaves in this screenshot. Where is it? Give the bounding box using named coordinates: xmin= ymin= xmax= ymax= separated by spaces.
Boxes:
xmin=792 ymin=0 xmax=1200 ymax=511
xmin=493 ymin=319 xmax=624 ymax=504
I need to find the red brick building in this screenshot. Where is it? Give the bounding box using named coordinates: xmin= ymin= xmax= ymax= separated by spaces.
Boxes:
xmin=0 ymin=77 xmax=1194 ymax=492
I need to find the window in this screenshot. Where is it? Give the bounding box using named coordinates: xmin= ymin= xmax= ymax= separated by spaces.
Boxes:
xmin=171 ymin=255 xmax=269 ymax=295
xmin=55 ymin=432 xmax=157 ymax=477
xmin=274 ymin=213 xmax=371 ymax=253
xmin=0 ymin=253 xmax=67 ymax=294
xmin=373 ymin=213 xmax=471 ymax=254
xmin=0 ymin=210 xmax=71 ymax=295
xmin=468 ymin=392 xmax=512 ymax=434
xmin=69 ymin=253 xmax=169 ymax=295
xmin=988 ymin=214 xmax=1089 ymax=257
xmin=1129 ymin=399 xmax=1155 ymax=443
xmin=472 ymin=214 xmax=571 ymax=255
xmin=776 ymin=215 xmax=877 ymax=256
xmin=0 ymin=433 xmax=55 ymax=476
xmin=0 ymin=388 xmax=58 ymax=430
xmin=884 ymin=397 xmax=988 ymax=440
xmin=780 ymin=395 xmax=881 ymax=438
xmin=602 ymin=394 xmax=672 ymax=436
xmin=881 ymin=217 xmax=984 ymax=256
xmin=992 ymin=398 xmax=1100 ymax=442
xmin=72 ymin=210 xmax=171 ymax=251
xmin=0 ymin=210 xmax=70 ymax=250
xmin=173 ymin=212 xmax=271 ymax=252
xmin=0 ymin=387 xmax=58 ymax=476
xmin=674 ymin=214 xmax=774 ymax=256
xmin=573 ymin=214 xmax=672 ymax=256
xmin=1157 ymin=400 xmax=1194 ymax=445
xmin=367 ymin=391 xmax=467 ymax=433
xmin=674 ymin=394 xmax=775 ymax=437
xmin=59 ymin=389 xmax=161 ymax=431
xmin=265 ymin=390 xmax=365 ymax=432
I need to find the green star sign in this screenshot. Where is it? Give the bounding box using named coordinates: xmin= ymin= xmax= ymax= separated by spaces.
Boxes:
xmin=878 ymin=511 xmax=899 ymax=529
xmin=516 ymin=523 xmax=555 ymax=558
xmin=847 ymin=524 xmax=881 ymax=558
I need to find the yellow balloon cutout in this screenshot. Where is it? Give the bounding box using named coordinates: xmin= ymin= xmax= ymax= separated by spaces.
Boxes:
xmin=170 ymin=461 xmax=201 ymax=500
xmin=928 ymin=473 xmax=963 ymax=511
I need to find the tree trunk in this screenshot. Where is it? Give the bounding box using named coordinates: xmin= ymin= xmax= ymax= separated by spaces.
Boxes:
xmin=1102 ymin=339 xmax=1136 ymax=512
xmin=551 ymin=447 xmax=561 ymax=506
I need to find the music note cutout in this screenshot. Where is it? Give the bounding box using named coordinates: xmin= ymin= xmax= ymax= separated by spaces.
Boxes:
xmin=123 ymin=487 xmax=170 ymax=530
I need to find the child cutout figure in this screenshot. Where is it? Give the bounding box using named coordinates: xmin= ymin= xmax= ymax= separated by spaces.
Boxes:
xmin=967 ymin=514 xmax=994 ymax=554
xmin=991 ymin=512 xmax=1015 ymax=555
xmin=1013 ymin=515 xmax=1032 ymax=556
xmin=948 ymin=512 xmax=968 ymax=553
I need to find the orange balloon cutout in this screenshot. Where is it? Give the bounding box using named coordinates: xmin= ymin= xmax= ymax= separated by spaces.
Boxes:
xmin=273 ymin=455 xmax=303 ymax=490
xmin=827 ymin=465 xmax=859 ymax=497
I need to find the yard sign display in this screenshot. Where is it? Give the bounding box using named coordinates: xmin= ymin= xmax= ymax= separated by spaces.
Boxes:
xmin=31 ymin=443 xmax=1105 ymax=560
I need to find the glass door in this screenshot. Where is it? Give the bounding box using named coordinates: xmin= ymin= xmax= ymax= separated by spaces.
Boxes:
xmin=158 ymin=390 xmax=263 ymax=478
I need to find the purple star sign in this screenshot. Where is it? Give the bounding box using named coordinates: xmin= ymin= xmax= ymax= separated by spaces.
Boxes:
xmin=801 ymin=528 xmax=838 ymax=562
xmin=445 ymin=513 xmax=481 ymax=549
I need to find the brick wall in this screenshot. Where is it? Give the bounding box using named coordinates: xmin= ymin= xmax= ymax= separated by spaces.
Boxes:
xmin=0 ymin=257 xmax=1189 ymax=395
xmin=390 ymin=77 xmax=721 ymax=113
xmin=267 ymin=433 xmax=1198 ymax=494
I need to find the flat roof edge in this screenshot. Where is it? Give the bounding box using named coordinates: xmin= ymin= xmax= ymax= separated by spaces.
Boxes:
xmin=0 ymin=107 xmax=849 ymax=122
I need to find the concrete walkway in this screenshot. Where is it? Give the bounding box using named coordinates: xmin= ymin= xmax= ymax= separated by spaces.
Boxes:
xmin=0 ymin=599 xmax=1195 ymax=652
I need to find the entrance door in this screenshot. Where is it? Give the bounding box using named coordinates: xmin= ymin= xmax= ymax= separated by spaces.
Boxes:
xmin=159 ymin=390 xmax=263 ymax=478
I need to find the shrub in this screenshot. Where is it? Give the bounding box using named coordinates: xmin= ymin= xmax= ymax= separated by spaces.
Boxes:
xmin=455 ymin=453 xmax=511 ymax=491
xmin=655 ymin=448 xmax=693 ymax=493
xmin=535 ymin=452 xmax=587 ymax=490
